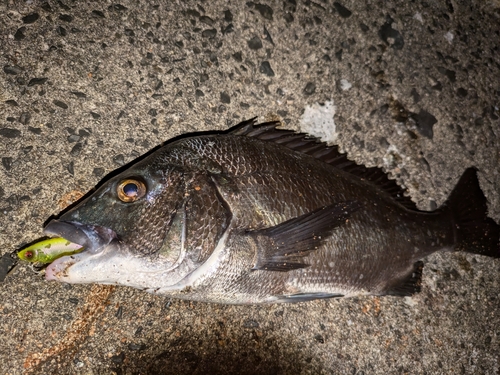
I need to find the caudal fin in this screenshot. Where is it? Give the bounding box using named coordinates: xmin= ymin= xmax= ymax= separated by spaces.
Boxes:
xmin=445 ymin=168 xmax=500 ymax=258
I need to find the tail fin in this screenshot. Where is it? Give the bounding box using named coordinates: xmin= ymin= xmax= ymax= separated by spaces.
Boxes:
xmin=446 ymin=168 xmax=500 ymax=258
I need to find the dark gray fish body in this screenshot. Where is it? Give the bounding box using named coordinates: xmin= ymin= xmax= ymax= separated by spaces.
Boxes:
xmin=43 ymin=120 xmax=500 ymax=304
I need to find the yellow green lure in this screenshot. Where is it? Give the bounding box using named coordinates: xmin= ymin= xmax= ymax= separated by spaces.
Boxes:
xmin=18 ymin=237 xmax=83 ymax=264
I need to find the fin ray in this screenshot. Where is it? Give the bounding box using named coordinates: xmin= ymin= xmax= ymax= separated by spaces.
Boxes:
xmin=251 ymin=201 xmax=361 ymax=271
xmin=230 ymin=120 xmax=418 ymax=210
xmin=384 ymin=261 xmax=424 ymax=296
xmin=445 ymin=168 xmax=500 ymax=258
xmin=273 ymin=292 xmax=344 ymax=303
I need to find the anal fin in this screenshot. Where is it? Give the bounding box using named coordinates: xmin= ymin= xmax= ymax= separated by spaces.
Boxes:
xmin=384 ymin=261 xmax=424 ymax=297
xmin=251 ymin=201 xmax=361 ymax=272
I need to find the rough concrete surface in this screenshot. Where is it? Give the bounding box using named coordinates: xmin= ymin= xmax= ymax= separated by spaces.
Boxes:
xmin=1 ymin=0 xmax=499 ymax=374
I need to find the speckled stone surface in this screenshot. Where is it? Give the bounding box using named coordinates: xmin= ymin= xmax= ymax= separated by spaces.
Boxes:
xmin=1 ymin=1 xmax=499 ymax=374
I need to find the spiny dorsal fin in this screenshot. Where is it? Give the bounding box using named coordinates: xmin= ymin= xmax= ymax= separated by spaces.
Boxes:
xmin=230 ymin=119 xmax=417 ymax=211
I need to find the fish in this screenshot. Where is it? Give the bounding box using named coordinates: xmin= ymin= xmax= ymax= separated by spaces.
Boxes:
xmin=31 ymin=118 xmax=499 ymax=304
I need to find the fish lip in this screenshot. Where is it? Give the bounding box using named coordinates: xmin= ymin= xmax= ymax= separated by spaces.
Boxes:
xmin=45 ymin=251 xmax=91 ymax=281
xmin=43 ymin=219 xmax=117 ymax=254
xmin=45 ymin=238 xmax=123 ymax=282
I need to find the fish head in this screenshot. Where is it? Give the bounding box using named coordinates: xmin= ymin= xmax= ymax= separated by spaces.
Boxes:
xmin=44 ymin=156 xmax=192 ymax=290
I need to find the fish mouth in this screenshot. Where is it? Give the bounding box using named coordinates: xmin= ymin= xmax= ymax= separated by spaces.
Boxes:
xmin=43 ymin=220 xmax=118 ymax=281
xmin=43 ymin=220 xmax=117 ymax=253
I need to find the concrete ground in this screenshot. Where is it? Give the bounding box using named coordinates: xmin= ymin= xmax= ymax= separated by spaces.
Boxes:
xmin=1 ymin=0 xmax=499 ymax=374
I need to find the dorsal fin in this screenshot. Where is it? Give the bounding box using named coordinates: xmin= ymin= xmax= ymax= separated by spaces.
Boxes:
xmin=230 ymin=118 xmax=417 ymax=210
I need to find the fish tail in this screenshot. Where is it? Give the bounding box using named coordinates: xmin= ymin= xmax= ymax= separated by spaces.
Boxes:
xmin=446 ymin=168 xmax=500 ymax=258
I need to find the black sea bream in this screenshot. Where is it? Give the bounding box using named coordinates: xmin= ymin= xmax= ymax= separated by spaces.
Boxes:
xmin=38 ymin=119 xmax=499 ymax=304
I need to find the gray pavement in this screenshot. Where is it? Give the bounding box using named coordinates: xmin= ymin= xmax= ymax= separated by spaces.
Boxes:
xmin=0 ymin=0 xmax=499 ymax=374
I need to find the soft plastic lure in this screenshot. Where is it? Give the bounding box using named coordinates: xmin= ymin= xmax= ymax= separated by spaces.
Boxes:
xmin=18 ymin=237 xmax=83 ymax=264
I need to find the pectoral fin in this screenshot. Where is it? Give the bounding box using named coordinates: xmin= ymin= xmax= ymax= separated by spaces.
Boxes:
xmin=251 ymin=201 xmax=361 ymax=271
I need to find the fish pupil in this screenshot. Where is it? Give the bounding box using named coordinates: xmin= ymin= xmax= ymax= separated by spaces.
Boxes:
xmin=123 ymin=183 xmax=138 ymax=197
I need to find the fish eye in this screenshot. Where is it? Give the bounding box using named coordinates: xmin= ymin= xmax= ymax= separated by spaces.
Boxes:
xmin=24 ymin=251 xmax=34 ymax=259
xmin=117 ymin=178 xmax=147 ymax=203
